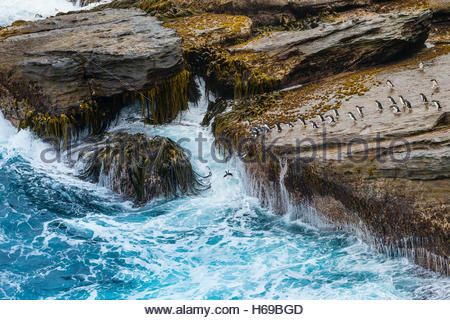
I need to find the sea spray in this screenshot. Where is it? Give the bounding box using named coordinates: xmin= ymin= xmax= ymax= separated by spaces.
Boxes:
xmin=0 ymin=0 xmax=112 ymax=26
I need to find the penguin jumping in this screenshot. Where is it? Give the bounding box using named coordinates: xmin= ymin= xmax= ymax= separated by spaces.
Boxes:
xmin=224 ymin=171 xmax=233 ymax=178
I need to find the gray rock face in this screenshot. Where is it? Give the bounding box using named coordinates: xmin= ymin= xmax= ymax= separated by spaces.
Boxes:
xmin=230 ymin=9 xmax=432 ymax=87
xmin=0 ymin=8 xmax=183 ymax=125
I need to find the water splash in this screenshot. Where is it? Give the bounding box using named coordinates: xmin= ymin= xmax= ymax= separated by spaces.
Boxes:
xmin=0 ymin=0 xmax=112 ymax=27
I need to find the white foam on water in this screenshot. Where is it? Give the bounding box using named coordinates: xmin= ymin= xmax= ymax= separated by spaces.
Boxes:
xmin=0 ymin=111 xmax=126 ymax=206
xmin=0 ymin=0 xmax=112 ymax=27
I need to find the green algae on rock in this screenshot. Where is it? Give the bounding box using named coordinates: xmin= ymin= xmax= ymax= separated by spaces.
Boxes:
xmin=229 ymin=9 xmax=432 ymax=88
xmin=79 ymin=132 xmax=211 ymax=205
xmin=164 ymin=13 xmax=253 ymax=48
xmin=93 ymin=0 xmax=194 ymax=18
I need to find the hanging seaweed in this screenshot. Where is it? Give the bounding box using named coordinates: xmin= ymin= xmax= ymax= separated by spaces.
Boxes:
xmin=185 ymin=46 xmax=279 ymax=99
xmin=18 ymin=98 xmax=122 ymax=149
xmin=17 ymin=70 xmax=191 ymax=147
xmin=136 ymin=70 xmax=190 ymax=124
xmin=187 ymin=72 xmax=202 ymax=105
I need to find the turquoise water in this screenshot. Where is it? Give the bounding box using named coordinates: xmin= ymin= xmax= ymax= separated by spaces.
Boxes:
xmin=0 ymin=79 xmax=449 ymax=300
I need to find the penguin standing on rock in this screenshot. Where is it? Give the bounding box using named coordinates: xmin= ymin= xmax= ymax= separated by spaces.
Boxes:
xmin=355 ymin=106 xmax=364 ymax=117
xmin=298 ymin=116 xmax=306 ymax=126
xmin=388 ymin=96 xmax=397 ymax=105
xmin=420 ymin=93 xmax=428 ymax=103
xmin=386 ymin=80 xmax=395 ymax=89
xmin=285 ymin=122 xmax=295 ymax=128
xmin=398 ymin=95 xmax=406 ymax=106
xmin=310 ymin=121 xmax=319 ymax=129
xmin=332 ymin=108 xmax=340 ymax=118
xmin=318 ymin=114 xmax=326 ymax=123
xmin=262 ymin=123 xmax=271 ymax=132
xmin=275 ymin=122 xmax=282 ymax=133
xmin=419 ymin=61 xmax=424 ymax=71
xmin=347 ymin=112 xmax=357 ymax=121
xmin=391 ymin=105 xmax=402 ymax=114
xmin=405 ymin=100 xmax=412 ymax=110
xmin=251 ymin=127 xmax=260 ymax=137
xmin=432 ymin=100 xmax=442 ymax=110
xmin=326 ymin=115 xmax=336 ymax=124
xmin=375 ymin=100 xmax=383 ymax=111
xmin=431 ymin=79 xmax=439 ymax=89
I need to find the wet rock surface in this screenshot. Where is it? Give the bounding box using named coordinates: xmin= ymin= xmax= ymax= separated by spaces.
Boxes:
xmin=78 ymin=132 xmax=210 ymax=205
xmin=189 ymin=0 xmax=449 ymax=274
xmin=0 ymin=8 xmax=184 ymax=126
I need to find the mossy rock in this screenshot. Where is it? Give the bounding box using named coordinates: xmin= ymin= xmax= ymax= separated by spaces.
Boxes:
xmin=164 ymin=13 xmax=252 ymax=49
xmin=93 ymin=0 xmax=194 ymax=18
xmin=79 ymin=132 xmax=211 ymax=205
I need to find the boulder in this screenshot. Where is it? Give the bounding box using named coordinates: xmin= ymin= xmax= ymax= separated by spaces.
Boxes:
xmin=78 ymin=132 xmax=211 ymax=204
xmin=228 ymin=9 xmax=432 ymax=90
xmin=0 ymin=8 xmax=187 ymax=133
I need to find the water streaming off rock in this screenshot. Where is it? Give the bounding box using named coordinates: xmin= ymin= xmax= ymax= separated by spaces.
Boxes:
xmin=0 ymin=77 xmax=449 ymax=299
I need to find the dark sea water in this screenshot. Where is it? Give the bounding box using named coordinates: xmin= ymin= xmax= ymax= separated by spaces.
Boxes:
xmin=0 ymin=79 xmax=449 ymax=300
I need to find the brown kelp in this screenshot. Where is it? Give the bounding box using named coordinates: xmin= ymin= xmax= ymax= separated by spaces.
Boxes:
xmin=201 ymin=98 xmax=228 ymax=126
xmin=17 ymin=70 xmax=191 ymax=147
xmin=137 ymin=70 xmax=190 ymax=124
xmin=185 ymin=47 xmax=279 ymax=99
xmin=79 ymin=132 xmax=211 ymax=205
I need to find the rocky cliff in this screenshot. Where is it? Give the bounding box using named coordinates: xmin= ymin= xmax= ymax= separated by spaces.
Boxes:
xmin=221 ymin=48 xmax=449 ymax=274
xmin=200 ymin=1 xmax=449 ymax=274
